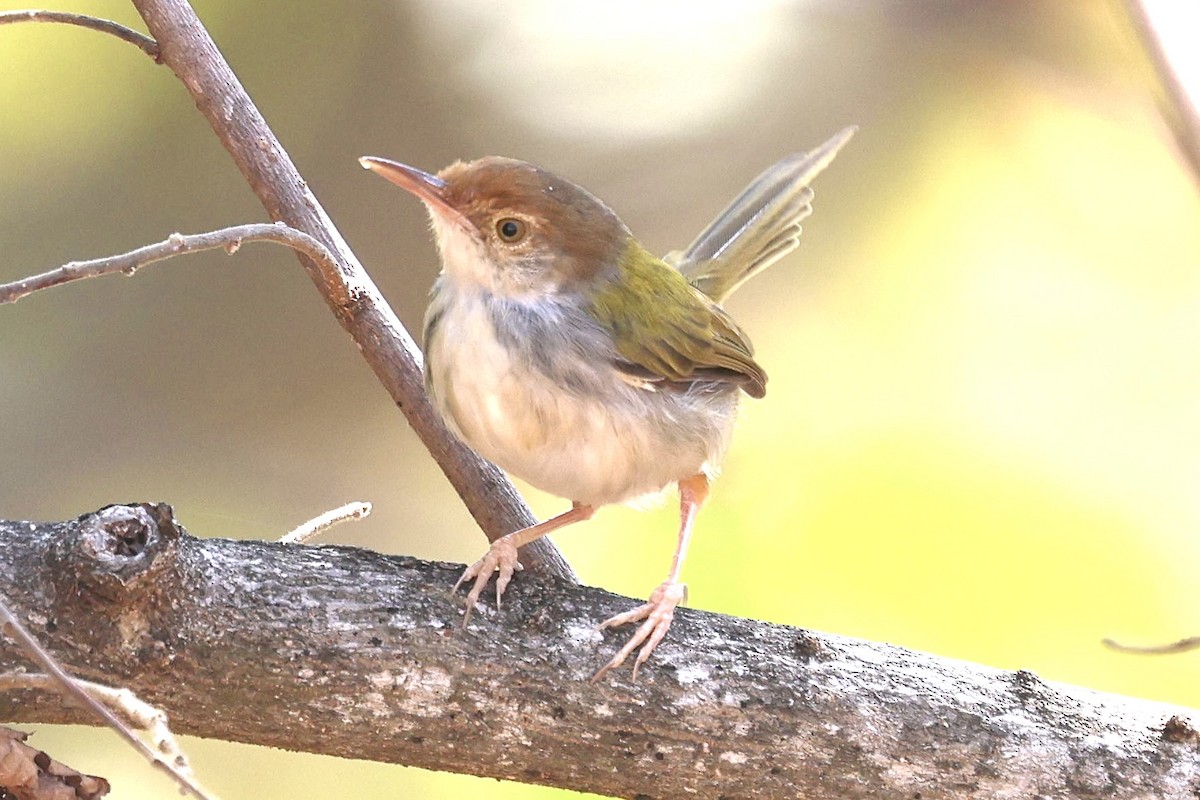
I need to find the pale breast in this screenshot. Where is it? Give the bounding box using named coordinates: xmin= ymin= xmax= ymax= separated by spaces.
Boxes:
xmin=424 ymin=287 xmax=739 ymax=507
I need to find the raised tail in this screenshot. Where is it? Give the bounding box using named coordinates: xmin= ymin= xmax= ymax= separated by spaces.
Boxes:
xmin=667 ymin=126 xmax=856 ymax=304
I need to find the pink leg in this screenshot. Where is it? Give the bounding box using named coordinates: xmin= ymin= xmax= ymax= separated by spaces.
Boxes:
xmin=593 ymin=474 xmax=709 ymax=681
xmin=455 ymin=502 xmax=594 ymax=625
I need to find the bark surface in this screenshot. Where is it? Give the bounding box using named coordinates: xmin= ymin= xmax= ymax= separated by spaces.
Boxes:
xmin=1 ymin=505 xmax=1198 ymax=799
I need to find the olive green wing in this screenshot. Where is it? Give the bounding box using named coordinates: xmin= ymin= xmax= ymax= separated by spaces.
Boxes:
xmin=588 ymin=243 xmax=767 ymax=398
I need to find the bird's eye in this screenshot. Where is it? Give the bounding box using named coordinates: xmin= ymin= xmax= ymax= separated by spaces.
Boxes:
xmin=496 ymin=218 xmax=527 ymax=243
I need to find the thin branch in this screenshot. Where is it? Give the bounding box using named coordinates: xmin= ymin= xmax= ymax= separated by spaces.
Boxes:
xmin=279 ymin=501 xmax=373 ymax=544
xmin=1124 ymin=0 xmax=1200 ymax=187
xmin=127 ymin=0 xmax=574 ymax=581
xmin=0 ymin=9 xmax=160 ymax=61
xmin=0 ymin=595 xmax=217 ymax=800
xmin=0 ymin=223 xmax=337 ymax=305
xmin=1104 ymin=636 xmax=1200 ymax=655
xmin=0 ymin=674 xmax=189 ymax=776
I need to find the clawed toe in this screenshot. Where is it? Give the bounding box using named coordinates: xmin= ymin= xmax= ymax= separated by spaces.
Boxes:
xmin=449 ymin=506 xmax=595 ymax=628
xmin=455 ymin=537 xmax=521 ymax=626
xmin=592 ymin=581 xmax=687 ymax=682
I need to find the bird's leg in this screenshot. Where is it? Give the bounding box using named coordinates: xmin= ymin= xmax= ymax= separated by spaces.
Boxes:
xmin=593 ymin=473 xmax=709 ymax=681
xmin=455 ymin=502 xmax=594 ymax=625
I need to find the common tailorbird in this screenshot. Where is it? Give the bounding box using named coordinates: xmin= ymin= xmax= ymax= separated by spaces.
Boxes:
xmin=360 ymin=127 xmax=854 ymax=679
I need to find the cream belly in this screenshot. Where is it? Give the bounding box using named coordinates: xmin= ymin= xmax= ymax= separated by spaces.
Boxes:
xmin=426 ymin=292 xmax=736 ymax=507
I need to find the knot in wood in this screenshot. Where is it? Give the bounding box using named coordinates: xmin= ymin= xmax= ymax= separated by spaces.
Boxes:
xmin=87 ymin=506 xmax=152 ymax=558
xmin=55 ymin=503 xmax=182 ymax=602
xmin=1162 ymin=715 xmax=1200 ymax=745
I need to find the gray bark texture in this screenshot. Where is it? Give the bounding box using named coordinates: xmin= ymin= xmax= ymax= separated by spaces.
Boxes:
xmin=1 ymin=504 xmax=1198 ymax=799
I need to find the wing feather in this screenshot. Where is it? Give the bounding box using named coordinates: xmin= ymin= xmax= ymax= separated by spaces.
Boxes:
xmin=667 ymin=126 xmax=855 ymax=303
xmin=589 ymin=242 xmax=766 ymax=398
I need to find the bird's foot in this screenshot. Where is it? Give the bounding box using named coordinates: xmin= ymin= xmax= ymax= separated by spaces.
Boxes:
xmin=454 ymin=536 xmax=523 ymax=626
xmin=592 ymin=581 xmax=687 ymax=682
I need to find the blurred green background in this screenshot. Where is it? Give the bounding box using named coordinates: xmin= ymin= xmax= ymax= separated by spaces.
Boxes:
xmin=2 ymin=0 xmax=1199 ymax=797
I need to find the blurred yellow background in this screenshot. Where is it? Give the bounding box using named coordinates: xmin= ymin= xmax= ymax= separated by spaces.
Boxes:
xmin=2 ymin=1 xmax=1198 ymax=798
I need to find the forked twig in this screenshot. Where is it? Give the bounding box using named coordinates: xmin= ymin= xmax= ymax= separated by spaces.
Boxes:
xmin=127 ymin=0 xmax=575 ymax=580
xmin=0 ymin=223 xmax=340 ymax=304
xmin=3 ymin=0 xmax=575 ymax=580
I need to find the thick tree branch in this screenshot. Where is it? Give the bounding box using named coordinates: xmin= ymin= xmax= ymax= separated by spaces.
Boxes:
xmin=1 ymin=505 xmax=1198 ymax=799
xmin=113 ymin=0 xmax=572 ymax=579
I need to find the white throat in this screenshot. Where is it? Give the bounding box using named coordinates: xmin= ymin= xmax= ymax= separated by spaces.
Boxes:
xmin=428 ymin=212 xmax=498 ymax=292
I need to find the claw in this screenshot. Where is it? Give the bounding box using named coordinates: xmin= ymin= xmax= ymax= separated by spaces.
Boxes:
xmin=592 ymin=581 xmax=687 ymax=682
xmin=454 ymin=537 xmax=521 ymax=627
xmin=450 ymin=504 xmax=596 ymax=627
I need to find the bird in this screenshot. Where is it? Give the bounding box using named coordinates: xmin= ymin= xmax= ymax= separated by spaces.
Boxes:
xmin=360 ymin=126 xmax=854 ymax=679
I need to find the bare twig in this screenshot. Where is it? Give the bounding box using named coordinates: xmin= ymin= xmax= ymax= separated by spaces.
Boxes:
xmin=127 ymin=0 xmax=574 ymax=581
xmin=0 ymin=223 xmax=337 ymax=304
xmin=0 ymin=596 xmax=217 ymax=800
xmin=1124 ymin=0 xmax=1200 ymax=186
xmin=1104 ymin=636 xmax=1200 ymax=655
xmin=279 ymin=501 xmax=373 ymax=544
xmin=0 ymin=9 xmax=160 ymax=61
xmin=0 ymin=673 xmax=190 ymax=774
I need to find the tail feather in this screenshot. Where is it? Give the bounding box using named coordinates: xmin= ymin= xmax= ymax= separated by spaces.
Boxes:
xmin=667 ymin=126 xmax=856 ymax=303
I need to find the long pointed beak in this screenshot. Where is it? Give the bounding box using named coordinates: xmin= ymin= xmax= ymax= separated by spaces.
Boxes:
xmin=358 ymin=156 xmax=465 ymax=224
